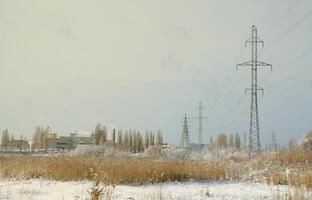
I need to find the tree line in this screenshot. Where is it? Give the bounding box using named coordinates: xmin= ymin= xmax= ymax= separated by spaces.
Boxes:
xmin=208 ymin=133 xmax=242 ymax=150
xmin=92 ymin=123 xmax=164 ymax=153
xmin=1 ymin=129 xmax=29 ymax=150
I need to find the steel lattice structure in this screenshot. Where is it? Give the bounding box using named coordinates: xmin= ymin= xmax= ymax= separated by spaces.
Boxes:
xmin=271 ymin=131 xmax=277 ymax=151
xmin=237 ymin=25 xmax=272 ymax=158
xmin=198 ymin=102 xmax=203 ymax=147
xmin=179 ymin=114 xmax=190 ymax=148
xmin=194 ymin=101 xmax=207 ymax=148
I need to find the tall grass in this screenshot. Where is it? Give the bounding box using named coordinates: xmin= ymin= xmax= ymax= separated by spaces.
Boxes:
xmin=261 ymin=150 xmax=312 ymax=189
xmin=274 ymin=149 xmax=312 ymax=166
xmin=0 ymin=149 xmax=311 ymax=190
xmin=0 ymin=156 xmax=226 ymax=184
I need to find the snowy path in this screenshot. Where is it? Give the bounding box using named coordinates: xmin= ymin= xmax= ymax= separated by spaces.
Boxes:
xmin=0 ymin=179 xmax=309 ymax=200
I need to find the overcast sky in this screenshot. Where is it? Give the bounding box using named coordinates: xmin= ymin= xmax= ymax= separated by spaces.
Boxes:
xmin=0 ymin=0 xmax=311 ymax=145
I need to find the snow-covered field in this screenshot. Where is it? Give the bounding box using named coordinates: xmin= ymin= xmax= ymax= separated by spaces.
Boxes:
xmin=0 ymin=180 xmax=309 ymax=200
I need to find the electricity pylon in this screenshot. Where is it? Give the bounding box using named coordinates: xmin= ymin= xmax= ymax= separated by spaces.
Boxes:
xmin=194 ymin=101 xmax=207 ymax=149
xmin=179 ymin=114 xmax=190 ymax=148
xmin=271 ymin=131 xmax=277 ymax=151
xmin=237 ymin=25 xmax=272 ymax=158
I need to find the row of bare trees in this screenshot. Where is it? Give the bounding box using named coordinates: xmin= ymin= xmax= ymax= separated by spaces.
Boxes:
xmin=1 ymin=129 xmax=29 ymax=150
xmin=209 ymin=133 xmax=241 ymax=150
xmin=31 ymin=126 xmax=51 ymax=150
xmin=1 ymin=129 xmax=11 ymax=150
xmin=92 ymin=123 xmax=164 ymax=153
xmin=120 ymin=129 xmax=163 ymax=153
xmin=92 ymin=124 xmax=108 ymax=145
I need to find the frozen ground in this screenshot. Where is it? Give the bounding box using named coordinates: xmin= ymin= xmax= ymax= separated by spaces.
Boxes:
xmin=0 ymin=180 xmax=310 ymax=200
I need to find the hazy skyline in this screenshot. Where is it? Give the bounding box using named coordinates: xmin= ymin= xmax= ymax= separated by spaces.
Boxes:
xmin=0 ymin=0 xmax=311 ymax=145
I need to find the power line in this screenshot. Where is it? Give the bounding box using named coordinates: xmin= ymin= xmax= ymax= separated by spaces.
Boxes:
xmin=208 ymin=46 xmax=246 ymax=113
xmin=220 ymin=47 xmax=246 ymax=97
xmin=216 ymin=102 xmax=248 ymax=130
xmin=266 ymin=79 xmax=312 ymax=96
xmin=255 ymin=0 xmax=284 ymax=27
xmin=217 ymin=108 xmax=248 ymax=130
xmin=259 ymin=47 xmax=312 ymax=84
xmin=262 ymin=8 xmax=312 ymax=55
xmin=276 ymin=48 xmax=312 ymax=71
xmin=266 ymin=65 xmax=312 ymax=90
xmin=214 ymin=95 xmax=246 ymax=124
xmin=262 ymin=0 xmax=303 ymax=36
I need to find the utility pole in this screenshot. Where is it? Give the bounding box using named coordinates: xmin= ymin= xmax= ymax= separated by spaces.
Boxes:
xmin=179 ymin=114 xmax=190 ymax=148
xmin=194 ymin=101 xmax=207 ymax=149
xmin=237 ymin=25 xmax=272 ymax=158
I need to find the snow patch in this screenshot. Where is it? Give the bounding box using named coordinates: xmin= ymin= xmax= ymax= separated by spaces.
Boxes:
xmin=0 ymin=180 xmax=309 ymax=200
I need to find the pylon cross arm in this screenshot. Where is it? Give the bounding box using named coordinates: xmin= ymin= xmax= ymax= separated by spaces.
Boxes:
xmin=236 ymin=61 xmax=253 ymax=70
xmin=245 ymin=86 xmax=264 ymax=95
xmin=236 ymin=61 xmax=272 ymax=70
xmin=245 ymin=38 xmax=264 ymax=47
xmin=257 ymin=61 xmax=273 ymax=70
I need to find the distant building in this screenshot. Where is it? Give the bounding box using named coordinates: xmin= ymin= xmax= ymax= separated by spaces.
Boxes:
xmin=76 ymin=136 xmax=93 ymax=145
xmin=55 ymin=136 xmax=72 ymax=150
xmin=46 ymin=138 xmax=57 ymax=150
xmin=9 ymin=140 xmax=30 ymax=151
xmin=46 ymin=132 xmax=93 ymax=151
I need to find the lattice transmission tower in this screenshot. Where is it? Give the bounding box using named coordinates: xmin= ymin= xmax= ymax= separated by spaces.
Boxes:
xmin=237 ymin=25 xmax=272 ymax=158
xmin=179 ymin=114 xmax=190 ymax=148
xmin=194 ymin=101 xmax=207 ymax=148
xmin=271 ymin=131 xmax=277 ymax=151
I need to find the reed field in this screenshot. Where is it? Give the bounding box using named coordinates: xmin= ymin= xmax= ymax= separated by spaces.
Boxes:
xmin=0 ymin=149 xmax=311 ymax=190
xmin=0 ymin=156 xmax=226 ymax=184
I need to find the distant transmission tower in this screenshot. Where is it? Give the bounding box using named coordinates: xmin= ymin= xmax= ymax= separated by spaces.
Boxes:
xmin=237 ymin=25 xmax=272 ymax=158
xmin=271 ymin=131 xmax=277 ymax=151
xmin=194 ymin=101 xmax=207 ymax=148
xmin=179 ymin=114 xmax=190 ymax=148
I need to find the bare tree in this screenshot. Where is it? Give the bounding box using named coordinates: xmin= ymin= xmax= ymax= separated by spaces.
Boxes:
xmin=229 ymin=134 xmax=234 ymax=147
xmin=129 ymin=131 xmax=133 ymax=149
xmin=209 ymin=137 xmax=214 ymax=147
xmin=39 ymin=129 xmax=45 ymax=149
xmin=112 ymin=129 xmax=116 ymax=144
xmin=149 ymin=131 xmax=155 ymax=146
xmin=31 ymin=126 xmax=50 ymax=150
xmin=137 ymin=132 xmax=144 ymax=152
xmin=101 ymin=126 xmax=107 ymax=144
xmin=1 ymin=129 xmax=10 ymax=150
xmin=144 ymin=130 xmax=149 ymax=149
xmin=132 ymin=130 xmax=138 ymax=153
xmin=117 ymin=129 xmax=123 ymax=145
xmin=235 ymin=133 xmax=241 ymax=150
xmin=300 ymin=129 xmax=312 ymax=151
xmin=288 ymin=138 xmax=297 ymax=150
xmin=93 ymin=123 xmax=104 ymax=145
xmin=32 ymin=126 xmax=41 ymax=150
xmin=124 ymin=131 xmax=129 ymax=144
xmin=217 ymin=133 xmax=228 ymax=149
xmin=156 ymin=130 xmax=163 ymax=146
